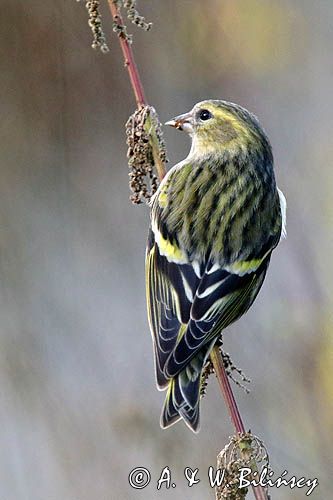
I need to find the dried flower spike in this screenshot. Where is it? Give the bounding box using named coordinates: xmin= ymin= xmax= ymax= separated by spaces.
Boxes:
xmin=111 ymin=1 xmax=152 ymax=44
xmin=216 ymin=432 xmax=271 ymax=500
xmin=221 ymin=351 xmax=251 ymax=393
xmin=112 ymin=17 xmax=133 ymax=44
xmin=123 ymin=0 xmax=152 ymax=31
xmin=125 ymin=106 xmax=167 ymax=204
xmin=78 ymin=0 xmax=109 ymax=53
xmin=200 ymin=340 xmax=250 ymax=398
xmin=200 ymin=360 xmax=214 ymax=398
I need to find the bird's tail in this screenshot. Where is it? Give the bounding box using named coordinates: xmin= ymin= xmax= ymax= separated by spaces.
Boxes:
xmin=160 ymin=346 xmax=213 ymax=433
xmin=160 ymin=372 xmax=201 ymax=432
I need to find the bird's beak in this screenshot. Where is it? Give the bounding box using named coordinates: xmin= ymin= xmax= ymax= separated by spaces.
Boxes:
xmin=165 ymin=112 xmax=193 ymax=133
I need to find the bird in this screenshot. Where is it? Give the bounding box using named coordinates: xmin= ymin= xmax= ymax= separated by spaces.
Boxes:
xmin=145 ymin=100 xmax=286 ymax=433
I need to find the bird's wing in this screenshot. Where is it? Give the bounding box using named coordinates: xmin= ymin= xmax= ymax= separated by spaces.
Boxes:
xmin=163 ymin=254 xmax=270 ymax=378
xmin=146 ymin=220 xmax=278 ymax=386
xmin=146 ymin=163 xmax=283 ymax=386
xmin=146 ymin=227 xmax=200 ymax=388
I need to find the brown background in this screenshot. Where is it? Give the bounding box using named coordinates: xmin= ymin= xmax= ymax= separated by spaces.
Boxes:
xmin=0 ymin=1 xmax=332 ymax=499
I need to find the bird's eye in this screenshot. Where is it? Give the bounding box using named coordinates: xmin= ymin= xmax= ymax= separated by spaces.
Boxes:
xmin=197 ymin=109 xmax=212 ymax=121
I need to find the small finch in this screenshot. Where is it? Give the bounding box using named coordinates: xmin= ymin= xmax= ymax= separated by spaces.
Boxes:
xmin=145 ymin=100 xmax=286 ymax=432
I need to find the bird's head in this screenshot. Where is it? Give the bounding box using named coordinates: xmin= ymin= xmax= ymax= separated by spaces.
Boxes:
xmin=166 ymin=100 xmax=271 ymax=159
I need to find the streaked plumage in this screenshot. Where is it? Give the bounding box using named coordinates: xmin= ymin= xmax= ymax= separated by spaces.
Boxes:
xmin=146 ymin=100 xmax=286 ymax=432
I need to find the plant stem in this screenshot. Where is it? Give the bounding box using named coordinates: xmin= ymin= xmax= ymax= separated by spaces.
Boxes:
xmin=106 ymin=2 xmax=268 ymax=499
xmin=210 ymin=348 xmax=268 ymax=500
xmin=107 ymin=1 xmax=165 ymax=180
xmin=107 ymin=0 xmax=146 ymax=107
xmin=210 ymin=346 xmax=245 ymax=434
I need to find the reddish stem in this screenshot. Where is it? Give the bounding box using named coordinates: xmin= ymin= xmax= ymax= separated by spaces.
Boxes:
xmin=210 ymin=347 xmax=245 ymax=434
xmin=210 ymin=348 xmax=268 ymax=500
xmin=106 ymin=3 xmax=268 ymax=499
xmin=107 ymin=1 xmax=146 ymax=107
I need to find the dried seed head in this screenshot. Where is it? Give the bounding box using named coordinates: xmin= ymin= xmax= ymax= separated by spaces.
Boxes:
xmin=112 ymin=1 xmax=152 ymax=44
xmin=200 ymin=360 xmax=214 ymax=398
xmin=125 ymin=106 xmax=167 ymax=205
xmin=78 ymin=0 xmax=109 ymax=53
xmin=200 ymin=340 xmax=250 ymax=398
xmin=123 ymin=0 xmax=152 ymax=31
xmin=77 ymin=0 xmax=152 ymax=51
xmin=112 ymin=17 xmax=133 ymax=44
xmin=216 ymin=432 xmax=271 ymax=500
xmin=221 ymin=351 xmax=251 ymax=393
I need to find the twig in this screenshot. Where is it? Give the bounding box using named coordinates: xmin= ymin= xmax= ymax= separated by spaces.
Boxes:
xmin=210 ymin=347 xmax=245 ymax=435
xmin=210 ymin=348 xmax=268 ymax=500
xmin=107 ymin=1 xmax=145 ymax=107
xmin=106 ymin=2 xmax=268 ymax=499
xmin=107 ymin=1 xmax=165 ymax=181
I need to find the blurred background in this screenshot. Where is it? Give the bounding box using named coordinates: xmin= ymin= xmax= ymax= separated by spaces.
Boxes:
xmin=0 ymin=0 xmax=332 ymax=499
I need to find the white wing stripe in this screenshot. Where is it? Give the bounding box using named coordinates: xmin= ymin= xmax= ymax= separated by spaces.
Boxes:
xmin=196 ymin=279 xmax=225 ymax=299
xmin=180 ymin=272 xmax=194 ymax=303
